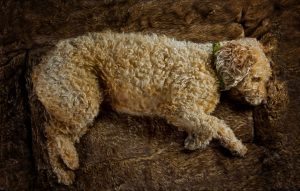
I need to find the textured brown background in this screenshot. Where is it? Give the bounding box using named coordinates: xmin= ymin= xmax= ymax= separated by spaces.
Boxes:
xmin=0 ymin=0 xmax=299 ymax=190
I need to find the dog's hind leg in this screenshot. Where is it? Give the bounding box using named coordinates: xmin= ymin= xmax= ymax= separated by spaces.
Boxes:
xmin=45 ymin=120 xmax=77 ymax=185
xmin=45 ymin=119 xmax=81 ymax=171
xmin=33 ymin=64 xmax=104 ymax=184
xmin=43 ymin=84 xmax=103 ymax=184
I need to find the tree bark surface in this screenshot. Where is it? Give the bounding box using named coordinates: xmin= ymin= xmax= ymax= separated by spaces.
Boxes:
xmin=0 ymin=0 xmax=299 ymax=190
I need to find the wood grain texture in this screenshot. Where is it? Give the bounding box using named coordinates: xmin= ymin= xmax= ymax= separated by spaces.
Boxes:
xmin=252 ymin=1 xmax=300 ymax=189
xmin=0 ymin=52 xmax=34 ymax=191
xmin=76 ymin=111 xmax=263 ymax=190
xmin=1 ymin=0 xmax=299 ymax=190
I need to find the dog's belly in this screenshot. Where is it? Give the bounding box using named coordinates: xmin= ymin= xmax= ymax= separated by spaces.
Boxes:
xmin=104 ymin=75 xmax=219 ymax=116
xmin=108 ymin=85 xmax=163 ymax=116
xmin=100 ymin=64 xmax=170 ymax=116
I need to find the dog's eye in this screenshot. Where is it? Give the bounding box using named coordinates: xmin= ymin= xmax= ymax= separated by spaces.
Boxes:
xmin=252 ymin=77 xmax=261 ymax=82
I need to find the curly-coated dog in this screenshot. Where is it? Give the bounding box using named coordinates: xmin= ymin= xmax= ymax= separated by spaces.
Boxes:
xmin=32 ymin=31 xmax=272 ymax=185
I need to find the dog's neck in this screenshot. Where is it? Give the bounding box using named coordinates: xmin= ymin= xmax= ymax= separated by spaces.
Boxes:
xmin=211 ymin=42 xmax=226 ymax=91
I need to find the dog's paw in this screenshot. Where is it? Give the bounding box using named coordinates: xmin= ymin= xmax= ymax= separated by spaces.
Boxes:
xmin=56 ymin=136 xmax=79 ymax=170
xmin=59 ymin=144 xmax=79 ymax=170
xmin=60 ymin=148 xmax=79 ymax=170
xmin=184 ymin=134 xmax=198 ymax=150
xmin=231 ymin=143 xmax=248 ymax=157
xmin=56 ymin=169 xmax=75 ymax=185
xmin=184 ymin=133 xmax=211 ymax=150
xmin=223 ymin=139 xmax=248 ymax=157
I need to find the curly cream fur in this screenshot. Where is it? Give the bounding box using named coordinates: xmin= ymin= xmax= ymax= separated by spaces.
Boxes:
xmin=32 ymin=31 xmax=271 ymax=185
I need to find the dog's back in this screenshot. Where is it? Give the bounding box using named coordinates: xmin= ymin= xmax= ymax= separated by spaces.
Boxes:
xmin=34 ymin=32 xmax=220 ymax=117
xmin=93 ymin=32 xmax=220 ymax=115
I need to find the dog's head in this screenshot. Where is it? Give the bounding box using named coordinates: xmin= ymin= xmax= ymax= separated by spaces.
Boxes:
xmin=214 ymin=38 xmax=272 ymax=106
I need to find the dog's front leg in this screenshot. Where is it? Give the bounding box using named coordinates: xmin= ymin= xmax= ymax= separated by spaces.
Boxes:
xmin=164 ymin=107 xmax=247 ymax=156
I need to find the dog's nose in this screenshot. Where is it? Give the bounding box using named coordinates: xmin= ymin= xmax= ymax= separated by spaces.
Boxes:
xmin=262 ymin=99 xmax=267 ymax=105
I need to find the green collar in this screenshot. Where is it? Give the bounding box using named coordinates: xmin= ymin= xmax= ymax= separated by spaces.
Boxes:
xmin=212 ymin=42 xmax=221 ymax=55
xmin=212 ymin=42 xmax=225 ymax=90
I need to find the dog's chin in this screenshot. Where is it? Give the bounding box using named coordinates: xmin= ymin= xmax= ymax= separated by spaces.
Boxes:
xmin=227 ymin=90 xmax=266 ymax=106
xmin=244 ymin=97 xmax=265 ymax=106
xmin=227 ymin=93 xmax=265 ymax=106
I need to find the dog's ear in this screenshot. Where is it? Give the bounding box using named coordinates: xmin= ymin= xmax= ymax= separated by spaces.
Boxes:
xmin=214 ymin=43 xmax=257 ymax=90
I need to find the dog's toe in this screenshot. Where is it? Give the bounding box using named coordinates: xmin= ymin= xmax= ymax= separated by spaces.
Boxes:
xmin=231 ymin=143 xmax=248 ymax=157
xmin=184 ymin=134 xmax=210 ymax=150
xmin=184 ymin=135 xmax=198 ymax=150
